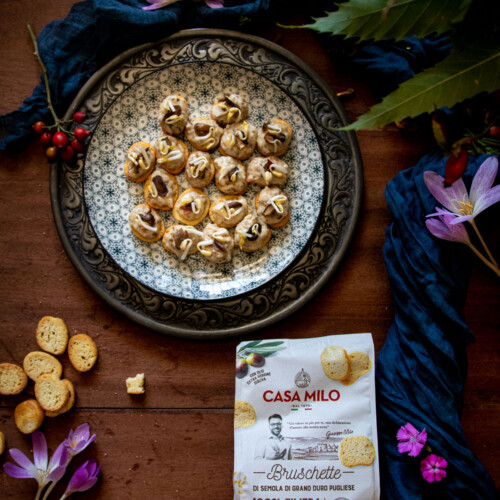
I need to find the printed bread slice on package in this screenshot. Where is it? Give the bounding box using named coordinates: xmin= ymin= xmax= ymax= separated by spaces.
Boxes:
xmin=233 ymin=334 xmax=379 ymax=500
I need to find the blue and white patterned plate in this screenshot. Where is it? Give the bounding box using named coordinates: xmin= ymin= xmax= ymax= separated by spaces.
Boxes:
xmin=84 ymin=62 xmax=323 ymax=299
xmin=51 ymin=30 xmax=362 ymax=337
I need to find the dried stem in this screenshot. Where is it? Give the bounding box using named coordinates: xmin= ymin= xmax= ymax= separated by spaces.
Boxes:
xmin=470 ymin=219 xmax=498 ymax=267
xmin=467 ymin=242 xmax=500 ymax=278
xmin=27 ymin=24 xmax=61 ymax=129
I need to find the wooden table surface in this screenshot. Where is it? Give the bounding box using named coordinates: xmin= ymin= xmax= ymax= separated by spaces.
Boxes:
xmin=1 ymin=2 xmax=499 ymax=498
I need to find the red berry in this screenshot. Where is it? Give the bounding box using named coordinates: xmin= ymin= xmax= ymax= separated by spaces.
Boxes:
xmin=445 ymin=149 xmax=468 ymax=186
xmin=71 ymin=138 xmax=85 ymax=152
xmin=40 ymin=132 xmax=53 ymax=146
xmin=59 ymin=145 xmax=74 ymax=162
xmin=73 ymin=111 xmax=86 ymax=124
xmin=74 ymin=128 xmax=89 ymax=142
xmin=52 ymin=131 xmax=69 ymax=148
xmin=489 ymin=125 xmax=500 ymax=138
xmin=33 ymin=121 xmax=46 ymax=134
xmin=45 ymin=146 xmax=58 ymax=160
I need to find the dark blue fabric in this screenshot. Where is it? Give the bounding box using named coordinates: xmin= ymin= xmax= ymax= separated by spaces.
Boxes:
xmin=0 ymin=0 xmax=273 ymax=152
xmin=377 ymin=153 xmax=498 ymax=499
xmin=351 ymin=35 xmax=452 ymax=98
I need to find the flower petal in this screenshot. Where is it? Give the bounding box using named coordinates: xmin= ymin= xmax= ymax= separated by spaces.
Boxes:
xmin=397 ymin=441 xmax=414 ymax=454
xmin=73 ymin=423 xmax=90 ymax=441
xmin=434 ymin=468 xmax=447 ymax=481
xmin=50 ymin=442 xmax=68 ymax=470
xmin=3 ymin=462 xmax=35 ymax=479
xmin=204 ymin=0 xmax=224 ymax=7
xmin=48 ymin=465 xmax=67 ymax=482
xmin=472 ymin=184 xmax=500 ymax=217
xmin=9 ymin=448 xmax=35 ymax=473
xmin=449 ymin=214 xmax=472 ymax=225
xmin=32 ymin=432 xmax=48 ymax=470
xmin=397 ymin=423 xmax=418 ymax=441
xmin=67 ymin=467 xmax=90 ymax=491
xmin=407 ymin=441 xmax=424 ymax=457
xmin=417 ymin=428 xmax=427 ymax=445
xmin=469 ymin=156 xmax=498 ymax=205
xmin=421 ymin=469 xmax=436 ymax=483
xmin=424 ymin=171 xmax=468 ymax=213
xmin=142 ymin=0 xmax=181 ymax=9
xmin=425 ymin=218 xmax=470 ymax=244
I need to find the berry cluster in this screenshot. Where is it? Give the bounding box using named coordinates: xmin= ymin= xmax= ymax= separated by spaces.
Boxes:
xmin=32 ymin=112 xmax=89 ymax=161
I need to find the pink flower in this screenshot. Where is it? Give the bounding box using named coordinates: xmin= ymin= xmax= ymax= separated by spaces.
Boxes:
xmin=63 ymin=423 xmax=96 ymax=462
xmin=3 ymin=431 xmax=67 ymax=498
xmin=425 ymin=207 xmax=471 ymax=244
xmin=60 ymin=459 xmax=101 ymax=499
xmin=420 ymin=454 xmax=448 ymax=483
xmin=423 ymin=156 xmax=500 ymax=225
xmin=396 ymin=423 xmax=427 ymax=457
xmin=142 ymin=0 xmax=223 ymax=11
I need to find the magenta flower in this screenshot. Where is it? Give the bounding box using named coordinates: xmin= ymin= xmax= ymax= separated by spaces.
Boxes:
xmin=396 ymin=423 xmax=428 ymax=457
xmin=420 ymin=454 xmax=448 ymax=483
xmin=423 ymin=156 xmax=500 ymax=225
xmin=142 ymin=0 xmax=223 ymax=11
xmin=3 ymin=431 xmax=67 ymax=500
xmin=60 ymin=459 xmax=101 ymax=499
xmin=63 ymin=423 xmax=96 ymax=462
xmin=425 ymin=208 xmax=471 ymax=244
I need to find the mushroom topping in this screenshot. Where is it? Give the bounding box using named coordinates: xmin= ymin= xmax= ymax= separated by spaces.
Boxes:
xmin=189 ymin=156 xmax=208 ymax=178
xmin=151 ymin=175 xmax=168 ymax=197
xmin=161 ymin=100 xmax=182 ymax=124
xmin=137 ymin=212 xmax=157 ymax=231
xmin=215 ymin=95 xmax=242 ymax=123
xmin=245 ymin=223 xmax=261 ymax=241
xmin=222 ymin=200 xmax=243 ymax=219
xmin=128 ymin=145 xmax=154 ymax=173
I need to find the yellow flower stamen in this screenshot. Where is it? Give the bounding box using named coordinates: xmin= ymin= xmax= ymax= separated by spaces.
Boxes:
xmin=458 ymin=201 xmax=474 ymax=215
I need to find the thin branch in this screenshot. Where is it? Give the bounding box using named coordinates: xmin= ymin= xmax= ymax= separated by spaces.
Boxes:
xmin=27 ymin=24 xmax=59 ymax=127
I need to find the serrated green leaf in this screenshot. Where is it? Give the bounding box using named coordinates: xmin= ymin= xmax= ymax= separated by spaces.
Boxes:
xmin=338 ymin=43 xmax=500 ymax=131
xmin=296 ymin=0 xmax=472 ymax=42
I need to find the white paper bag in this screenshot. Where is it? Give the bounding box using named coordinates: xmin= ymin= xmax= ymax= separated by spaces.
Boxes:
xmin=233 ymin=334 xmax=380 ymax=500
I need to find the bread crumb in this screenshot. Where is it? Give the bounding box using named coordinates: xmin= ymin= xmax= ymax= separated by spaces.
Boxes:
xmin=126 ymin=373 xmax=145 ymax=394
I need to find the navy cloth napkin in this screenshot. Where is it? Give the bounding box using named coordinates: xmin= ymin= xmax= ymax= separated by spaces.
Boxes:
xmin=377 ymin=153 xmax=498 ymax=499
xmin=351 ymin=34 xmax=451 ymax=98
xmin=0 ymin=0 xmax=273 ymax=152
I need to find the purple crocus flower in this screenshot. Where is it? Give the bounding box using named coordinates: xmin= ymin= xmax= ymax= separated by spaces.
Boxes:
xmin=63 ymin=423 xmax=96 ymax=462
xmin=142 ymin=0 xmax=223 ymax=11
xmin=60 ymin=459 xmax=101 ymax=499
xmin=396 ymin=422 xmax=427 ymax=457
xmin=425 ymin=208 xmax=471 ymax=244
xmin=423 ymin=156 xmax=500 ymax=225
xmin=3 ymin=432 xmax=67 ymax=500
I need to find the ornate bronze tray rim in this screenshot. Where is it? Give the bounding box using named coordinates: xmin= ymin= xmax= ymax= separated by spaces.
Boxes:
xmin=49 ymin=29 xmax=363 ymax=339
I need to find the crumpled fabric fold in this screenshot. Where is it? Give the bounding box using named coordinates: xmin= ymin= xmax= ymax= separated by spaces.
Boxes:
xmin=377 ymin=153 xmax=498 ymax=499
xmin=351 ymin=35 xmax=452 ymax=98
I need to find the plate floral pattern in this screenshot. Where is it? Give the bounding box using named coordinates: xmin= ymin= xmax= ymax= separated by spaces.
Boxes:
xmin=52 ymin=30 xmax=362 ymax=337
xmin=84 ymin=62 xmax=323 ymax=299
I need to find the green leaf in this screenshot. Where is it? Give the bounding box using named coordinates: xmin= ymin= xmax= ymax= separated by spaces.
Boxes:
xmin=295 ymin=0 xmax=472 ymax=42
xmin=251 ymin=346 xmax=287 ymax=357
xmin=253 ymin=341 xmax=285 ymax=348
xmin=237 ymin=340 xmax=263 ymax=353
xmin=338 ymin=43 xmax=500 ymax=131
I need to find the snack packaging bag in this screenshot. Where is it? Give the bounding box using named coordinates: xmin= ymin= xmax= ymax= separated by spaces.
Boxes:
xmin=233 ymin=334 xmax=379 ymax=500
